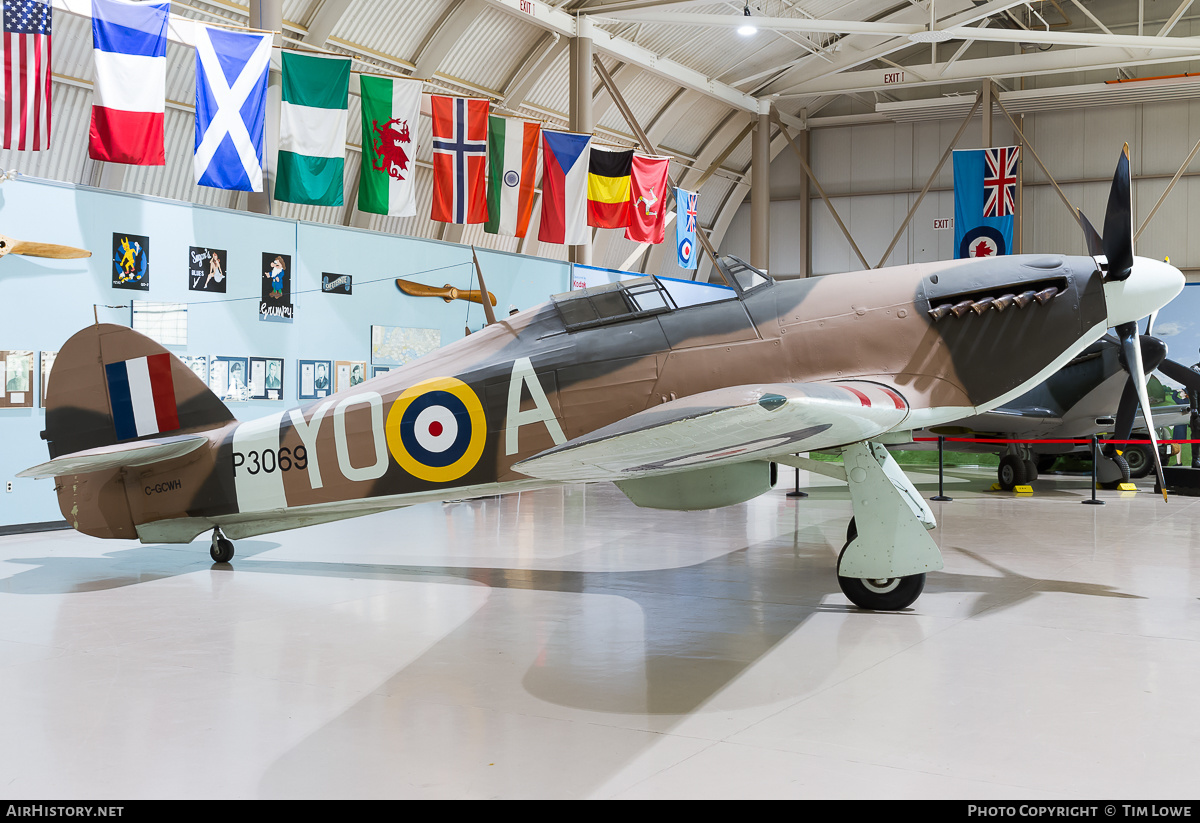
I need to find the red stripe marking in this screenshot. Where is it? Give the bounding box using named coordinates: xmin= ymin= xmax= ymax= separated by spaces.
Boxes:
xmin=17 ymin=34 xmax=27 ymax=152
xmin=146 ymin=353 xmax=180 ymax=433
xmin=4 ymin=33 xmax=13 ymax=150
xmin=841 ymin=385 xmax=871 ymax=407
xmin=880 ymin=387 xmax=906 ymax=410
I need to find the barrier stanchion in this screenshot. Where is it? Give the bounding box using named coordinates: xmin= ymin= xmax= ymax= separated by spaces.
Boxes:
xmin=787 ymin=465 xmax=808 ymax=498
xmin=931 ymin=435 xmax=952 ymax=502
xmin=1082 ymin=434 xmax=1104 ymax=506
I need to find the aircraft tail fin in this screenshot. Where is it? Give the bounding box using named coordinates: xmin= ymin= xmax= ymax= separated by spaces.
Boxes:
xmin=42 ymin=323 xmax=236 ymax=460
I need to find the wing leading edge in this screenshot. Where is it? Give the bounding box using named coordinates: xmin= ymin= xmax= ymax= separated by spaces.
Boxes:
xmin=514 ymin=380 xmax=910 ymax=482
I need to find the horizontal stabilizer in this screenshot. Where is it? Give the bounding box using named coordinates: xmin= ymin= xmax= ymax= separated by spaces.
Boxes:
xmin=514 ymin=380 xmax=909 ymax=482
xmin=18 ymin=433 xmax=209 ymax=479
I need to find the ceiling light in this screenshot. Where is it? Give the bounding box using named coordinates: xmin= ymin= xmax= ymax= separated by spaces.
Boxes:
xmin=738 ymin=5 xmax=757 ymax=36
xmin=909 ymin=29 xmax=952 ymax=43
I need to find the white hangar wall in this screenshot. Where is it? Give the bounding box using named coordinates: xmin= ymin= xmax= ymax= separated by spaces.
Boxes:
xmin=723 ymin=98 xmax=1200 ymax=278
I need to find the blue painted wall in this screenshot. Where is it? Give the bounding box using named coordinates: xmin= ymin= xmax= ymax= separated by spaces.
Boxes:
xmin=0 ymin=177 xmax=570 ymax=528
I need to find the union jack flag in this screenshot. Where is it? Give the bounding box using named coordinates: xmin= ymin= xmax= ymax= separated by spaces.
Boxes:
xmin=983 ymin=145 xmax=1019 ymax=218
xmin=683 ymin=190 xmax=697 ymax=233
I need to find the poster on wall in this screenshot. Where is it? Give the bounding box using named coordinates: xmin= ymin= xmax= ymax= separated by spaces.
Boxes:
xmin=209 ymin=356 xmax=249 ymax=402
xmin=298 ymin=359 xmax=331 ymax=400
xmin=179 ymin=355 xmax=209 ymax=385
xmin=321 ymin=272 xmax=352 ymax=295
xmin=0 ymin=350 xmax=34 ymax=408
xmin=40 ymin=351 xmax=57 ymax=406
xmin=249 ymin=357 xmax=284 ymax=400
xmin=335 ymin=360 xmax=366 ymax=393
xmin=370 ymin=326 xmax=440 ymax=366
xmin=261 ymin=253 xmax=294 ymax=322
xmin=373 ymin=366 xmax=390 ymax=378
xmin=112 ymin=233 xmax=150 ymax=291
xmin=189 ymin=247 xmax=228 ymax=293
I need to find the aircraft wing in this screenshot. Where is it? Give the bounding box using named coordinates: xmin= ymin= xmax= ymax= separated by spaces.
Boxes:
xmin=17 ymin=433 xmax=210 ymax=479
xmin=514 ymin=380 xmax=910 ymax=482
xmin=951 ymin=407 xmax=1064 ymax=435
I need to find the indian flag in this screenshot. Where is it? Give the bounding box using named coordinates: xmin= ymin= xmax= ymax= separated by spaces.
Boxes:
xmin=276 ymin=51 xmax=350 ymax=207
xmin=485 ymin=115 xmax=540 ymax=238
xmin=358 ymin=75 xmax=422 ymax=217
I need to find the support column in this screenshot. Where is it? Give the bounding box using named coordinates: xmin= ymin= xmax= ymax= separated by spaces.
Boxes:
xmin=981 ymin=78 xmax=992 ymax=148
xmin=569 ymin=19 xmax=594 ymax=266
xmin=798 ymin=124 xmax=810 ymax=278
xmin=751 ymin=99 xmax=772 ymax=273
xmin=248 ymin=0 xmax=283 ymax=214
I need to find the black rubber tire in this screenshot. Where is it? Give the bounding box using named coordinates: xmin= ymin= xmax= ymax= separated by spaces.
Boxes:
xmin=1099 ymin=453 xmax=1132 ymax=490
xmin=846 ymin=516 xmax=857 ymax=544
xmin=1024 ymin=459 xmax=1039 ymax=485
xmin=1124 ymin=444 xmax=1154 ymax=479
xmin=836 ymin=526 xmax=926 ymax=611
xmin=998 ymin=454 xmax=1027 ymax=490
xmin=210 ymin=537 xmax=234 ymax=563
xmin=1036 ymin=454 xmax=1058 ymax=474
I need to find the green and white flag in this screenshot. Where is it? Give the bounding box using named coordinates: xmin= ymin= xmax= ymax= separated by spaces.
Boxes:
xmin=358 ymin=75 xmax=422 ymax=217
xmin=276 ymin=51 xmax=350 ymax=207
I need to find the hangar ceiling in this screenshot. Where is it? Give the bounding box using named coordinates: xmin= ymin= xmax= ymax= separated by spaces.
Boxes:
xmin=9 ymin=0 xmax=1200 ymax=273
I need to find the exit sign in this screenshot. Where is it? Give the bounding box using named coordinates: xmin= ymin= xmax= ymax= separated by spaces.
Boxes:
xmin=884 ymin=71 xmax=904 ymax=84
xmin=933 ymin=218 xmax=953 ymax=230
xmin=519 ymin=0 xmax=534 ymax=13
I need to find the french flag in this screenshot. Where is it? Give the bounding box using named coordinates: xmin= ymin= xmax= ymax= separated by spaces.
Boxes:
xmin=88 ymin=0 xmax=169 ymax=166
xmin=105 ymin=354 xmax=180 ymax=441
xmin=538 ymin=130 xmax=591 ymax=245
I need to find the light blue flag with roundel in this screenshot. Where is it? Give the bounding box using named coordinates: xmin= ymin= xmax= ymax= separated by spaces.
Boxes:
xmin=953 ymin=146 xmax=1018 ymax=259
xmin=675 ymin=187 xmax=698 ymax=270
xmin=194 ymin=26 xmax=272 ymax=191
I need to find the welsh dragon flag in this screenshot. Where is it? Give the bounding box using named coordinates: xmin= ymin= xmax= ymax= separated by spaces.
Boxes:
xmin=358 ymin=75 xmax=422 ymax=217
xmin=276 ymin=51 xmax=350 ymax=207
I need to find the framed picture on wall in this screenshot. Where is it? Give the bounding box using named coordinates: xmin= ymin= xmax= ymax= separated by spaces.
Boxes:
xmin=298 ymin=359 xmax=331 ymax=400
xmin=131 ymin=302 xmax=187 ymax=347
xmin=249 ymin=357 xmax=284 ymax=401
xmin=189 ymin=247 xmax=227 ymax=293
xmin=321 ymin=273 xmax=352 ymax=295
xmin=0 ymin=350 xmax=34 ymax=408
xmin=40 ymin=351 xmax=57 ymax=406
xmin=209 ymin=356 xmax=249 ymax=402
xmin=370 ymin=325 xmax=440 ymax=366
xmin=112 ymin=232 xmax=150 ymax=291
xmin=335 ymin=360 xmax=366 ymax=393
xmin=179 ymin=355 xmax=209 ymax=386
xmin=372 ymin=366 xmax=390 ymax=378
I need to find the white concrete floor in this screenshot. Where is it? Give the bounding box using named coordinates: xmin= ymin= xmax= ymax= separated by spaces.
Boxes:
xmin=1 ymin=466 xmax=1199 ymax=799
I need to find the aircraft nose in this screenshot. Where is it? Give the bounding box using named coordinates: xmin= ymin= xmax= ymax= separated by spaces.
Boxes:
xmin=1104 ymin=256 xmax=1184 ymax=328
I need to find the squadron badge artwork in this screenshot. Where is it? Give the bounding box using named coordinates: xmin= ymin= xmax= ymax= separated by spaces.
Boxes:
xmin=112 ymin=233 xmax=150 ymax=291
xmin=189 ymin=247 xmax=227 ymax=293
xmin=260 ymin=252 xmax=294 ymax=322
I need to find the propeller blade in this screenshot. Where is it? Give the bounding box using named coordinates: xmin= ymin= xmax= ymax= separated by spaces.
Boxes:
xmin=1157 ymin=357 xmax=1200 ymax=394
xmin=0 ymin=233 xmax=91 ymax=260
xmin=395 ymin=278 xmax=497 ymax=306
xmin=1145 ymin=310 xmax=1157 ymax=337
xmin=1077 ymin=209 xmax=1104 ymax=257
xmin=1102 ymin=144 xmax=1134 ymax=282
xmin=1117 ymin=322 xmax=1168 ymax=499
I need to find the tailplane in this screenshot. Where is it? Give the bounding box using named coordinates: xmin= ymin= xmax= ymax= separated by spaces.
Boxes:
xmin=42 ymin=323 xmax=236 ymax=459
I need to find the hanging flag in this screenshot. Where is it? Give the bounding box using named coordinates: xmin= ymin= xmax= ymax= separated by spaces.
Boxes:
xmin=953 ymin=146 xmax=1019 ymax=259
xmin=1 ymin=0 xmax=52 ymax=151
xmin=276 ymin=50 xmax=350 ymax=207
xmin=88 ymin=0 xmax=168 ymax=165
xmin=625 ymin=154 xmax=671 ymax=244
xmin=587 ymin=147 xmax=633 ymax=229
xmin=358 ymin=74 xmax=422 ymax=217
xmin=485 ymin=115 xmax=540 ymax=237
xmin=431 ymin=95 xmax=489 ymax=224
xmin=675 ymin=187 xmax=699 ymax=270
xmin=539 ymin=130 xmax=591 ymax=245
xmin=194 ymin=26 xmax=271 ymax=192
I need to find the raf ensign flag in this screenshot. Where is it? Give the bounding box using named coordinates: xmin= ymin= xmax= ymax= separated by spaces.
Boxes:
xmin=953 ymin=146 xmax=1019 ymax=259
xmin=675 ymin=187 xmax=699 ymax=270
xmin=89 ymin=0 xmax=169 ymax=165
xmin=431 ymin=95 xmax=489 ymax=224
xmin=2 ymin=0 xmax=52 ymax=151
xmin=194 ymin=26 xmax=271 ymax=191
xmin=359 ymin=75 xmax=422 ymax=217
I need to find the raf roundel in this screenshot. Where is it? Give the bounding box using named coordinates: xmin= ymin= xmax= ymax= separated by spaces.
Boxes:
xmin=386 ymin=377 xmax=487 ymax=483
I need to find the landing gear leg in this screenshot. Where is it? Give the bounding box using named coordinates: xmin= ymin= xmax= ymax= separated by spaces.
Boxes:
xmin=210 ymin=527 xmax=234 ymax=563
xmin=836 ymin=441 xmax=943 ymax=611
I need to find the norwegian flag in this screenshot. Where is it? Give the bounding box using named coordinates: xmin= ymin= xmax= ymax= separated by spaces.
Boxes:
xmin=983 ymin=146 xmax=1019 ymax=218
xmin=430 ymin=95 xmax=489 ymax=224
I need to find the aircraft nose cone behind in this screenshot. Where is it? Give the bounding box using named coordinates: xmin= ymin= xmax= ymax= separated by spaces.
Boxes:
xmin=1104 ymin=256 xmax=1184 ymax=329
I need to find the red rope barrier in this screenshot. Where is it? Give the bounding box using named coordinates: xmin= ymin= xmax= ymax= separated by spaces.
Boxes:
xmin=910 ymin=437 xmax=1200 ymax=444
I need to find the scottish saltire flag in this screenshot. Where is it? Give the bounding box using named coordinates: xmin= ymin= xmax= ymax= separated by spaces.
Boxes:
xmin=2 ymin=0 xmax=53 ymax=151
xmin=539 ymin=130 xmax=591 ymax=245
xmin=194 ymin=27 xmax=271 ymax=191
xmin=675 ymin=187 xmax=698 ymax=270
xmin=105 ymin=353 xmax=179 ymax=441
xmin=953 ymin=146 xmax=1019 ymax=259
xmin=89 ymin=0 xmax=169 ymax=165
xmin=431 ymin=95 xmax=489 ymax=224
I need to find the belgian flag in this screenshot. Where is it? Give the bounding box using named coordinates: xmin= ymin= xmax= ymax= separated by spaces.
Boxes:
xmin=587 ymin=147 xmax=633 ymax=229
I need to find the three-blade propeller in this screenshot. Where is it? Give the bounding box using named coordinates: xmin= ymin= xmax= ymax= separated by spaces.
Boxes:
xmin=0 ymin=233 xmax=91 ymax=261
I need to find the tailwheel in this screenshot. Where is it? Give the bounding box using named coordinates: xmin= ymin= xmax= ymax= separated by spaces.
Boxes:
xmin=210 ymin=528 xmax=234 ymax=563
xmin=837 ymin=528 xmax=926 ymax=611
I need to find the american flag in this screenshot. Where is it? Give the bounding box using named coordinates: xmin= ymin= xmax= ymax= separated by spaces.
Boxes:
xmin=1 ymin=0 xmax=51 ymax=151
xmin=983 ymin=146 xmax=1018 ymax=218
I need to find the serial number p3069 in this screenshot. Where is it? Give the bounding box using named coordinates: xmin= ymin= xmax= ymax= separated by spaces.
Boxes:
xmin=233 ymin=446 xmax=308 ymax=476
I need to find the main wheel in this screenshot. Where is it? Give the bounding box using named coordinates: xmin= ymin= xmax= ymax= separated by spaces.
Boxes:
xmin=998 ymin=454 xmax=1027 ymax=490
xmin=210 ymin=537 xmax=234 ymax=563
xmin=1099 ymin=453 xmax=1131 ymax=490
xmin=1024 ymin=459 xmax=1039 ymax=484
xmin=1124 ymin=443 xmax=1154 ymax=479
xmin=836 ymin=531 xmax=926 ymax=611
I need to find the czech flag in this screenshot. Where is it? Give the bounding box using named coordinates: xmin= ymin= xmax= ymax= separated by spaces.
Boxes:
xmin=88 ymin=0 xmax=169 ymax=166
xmin=539 ymin=130 xmax=591 ymax=245
xmin=105 ymin=354 xmax=179 ymax=441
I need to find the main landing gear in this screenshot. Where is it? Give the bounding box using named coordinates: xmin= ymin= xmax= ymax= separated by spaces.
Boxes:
xmin=210 ymin=527 xmax=234 ymax=563
xmin=837 ymin=518 xmax=928 ymax=611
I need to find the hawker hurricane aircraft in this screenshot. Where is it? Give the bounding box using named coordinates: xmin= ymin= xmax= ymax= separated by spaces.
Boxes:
xmin=21 ymin=147 xmax=1183 ymax=611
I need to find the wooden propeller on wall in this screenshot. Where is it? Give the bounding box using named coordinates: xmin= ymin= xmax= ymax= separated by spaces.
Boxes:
xmin=395 ymin=277 xmax=496 ymax=306
xmin=0 ymin=233 xmax=91 ymax=260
